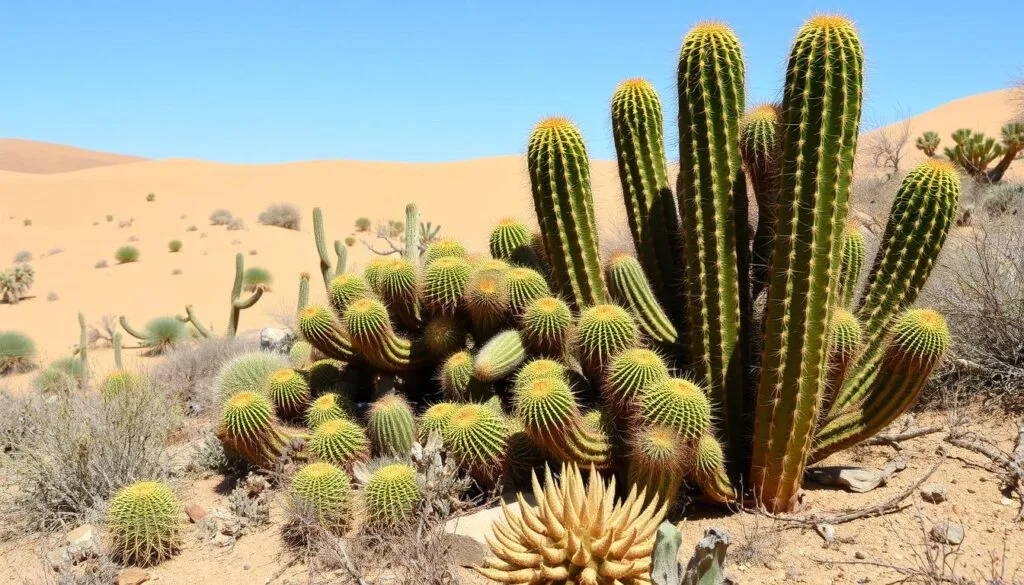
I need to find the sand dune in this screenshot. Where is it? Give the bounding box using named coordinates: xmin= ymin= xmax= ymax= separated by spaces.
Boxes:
xmin=1 ymin=89 xmax=1020 ymax=385
xmin=0 ymin=138 xmax=145 ymax=174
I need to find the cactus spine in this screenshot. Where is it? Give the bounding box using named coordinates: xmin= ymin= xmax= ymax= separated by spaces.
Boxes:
xmin=750 ymin=15 xmax=864 ymax=511
xmin=367 ymin=394 xmax=416 ymax=456
xmin=677 ymin=23 xmax=752 ymax=476
xmin=527 ymin=118 xmax=608 ymax=308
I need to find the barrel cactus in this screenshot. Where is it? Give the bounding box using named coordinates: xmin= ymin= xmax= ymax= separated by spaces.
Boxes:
xmin=290 ymin=462 xmax=353 ymax=533
xmin=362 ymin=462 xmax=421 ymax=526
xmin=107 ymin=481 xmax=180 ymax=566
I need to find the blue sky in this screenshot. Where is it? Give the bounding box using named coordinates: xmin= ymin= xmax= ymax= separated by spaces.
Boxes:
xmin=1 ymin=0 xmax=1020 ymax=163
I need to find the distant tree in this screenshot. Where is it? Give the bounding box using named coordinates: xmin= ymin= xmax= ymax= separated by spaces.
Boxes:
xmin=867 ymin=109 xmax=911 ymax=180
xmin=945 ymin=123 xmax=1024 ymax=183
xmin=915 ymin=131 xmax=940 ymax=157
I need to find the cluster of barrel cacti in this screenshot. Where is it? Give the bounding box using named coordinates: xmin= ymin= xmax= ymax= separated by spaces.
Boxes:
xmin=214 ymin=14 xmax=958 ymax=520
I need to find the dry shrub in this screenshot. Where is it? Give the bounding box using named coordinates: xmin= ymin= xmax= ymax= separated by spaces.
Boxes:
xmin=1 ymin=382 xmax=177 ymax=532
xmin=209 ymin=208 xmax=234 ymax=226
xmin=149 ymin=336 xmax=255 ymax=415
xmin=258 ymin=203 xmax=301 ymax=231
xmin=926 ymin=226 xmax=1024 ymax=409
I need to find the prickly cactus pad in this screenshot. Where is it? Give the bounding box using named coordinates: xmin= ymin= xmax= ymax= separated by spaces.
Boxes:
xmin=751 ymin=14 xmax=864 ymax=512
xmin=107 ymin=481 xmax=181 ymax=566
xmin=527 ymin=117 xmax=608 ymax=308
xmin=308 ymin=418 xmax=370 ymax=469
xmin=677 ymin=21 xmax=753 ymax=483
xmin=367 ymin=394 xmax=416 ymax=457
xmin=290 ymin=462 xmax=353 ymax=532
xmin=363 ymin=463 xmax=421 ymax=526
xmin=576 ymin=303 xmax=639 ymax=380
xmin=611 ymin=78 xmax=686 ymax=328
xmin=442 ymin=404 xmax=508 ymax=487
xmin=267 ymin=368 xmax=311 ymax=418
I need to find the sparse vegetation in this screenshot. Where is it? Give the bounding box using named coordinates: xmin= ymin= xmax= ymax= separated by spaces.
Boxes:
xmin=13 ymin=250 xmax=32 ymax=263
xmin=168 ymin=239 xmax=183 ymax=252
xmin=242 ymin=266 xmax=272 ymax=292
xmin=94 ymin=259 xmax=108 ymax=269
xmin=0 ymin=331 xmax=37 ymax=375
xmin=0 ymin=263 xmax=35 ymax=303
xmin=31 ymin=357 xmax=84 ymax=394
xmin=141 ymin=316 xmax=191 ymax=353
xmin=258 ymin=203 xmax=301 ymax=230
xmin=46 ymin=291 xmax=58 ymax=302
xmin=186 ymin=224 xmax=198 ymax=232
xmin=106 ymin=214 xmax=114 ymax=222
xmin=344 ymin=236 xmax=356 ymax=247
xmin=23 ymin=219 xmax=31 ymax=227
xmin=915 ymin=130 xmax=941 ymax=157
xmin=354 ymin=217 xmax=371 ymax=232
xmin=227 ymin=217 xmax=245 ymax=231
xmin=114 ymin=245 xmax=140 ymax=264
xmin=210 ymin=209 xmax=234 ymax=225
xmin=146 ymin=193 xmax=156 ymax=202
xmin=151 ymin=336 xmax=254 ymax=414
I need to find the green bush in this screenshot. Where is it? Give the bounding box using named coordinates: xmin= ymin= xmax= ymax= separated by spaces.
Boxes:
xmin=354 ymin=217 xmax=371 ymax=232
xmin=115 ymin=246 xmax=140 ymax=264
xmin=168 ymin=240 xmax=183 ymax=253
xmin=144 ymin=317 xmax=191 ymax=352
xmin=0 ymin=331 xmax=37 ymax=375
xmin=242 ymin=267 xmax=273 ymax=292
xmin=31 ymin=357 xmax=83 ymax=393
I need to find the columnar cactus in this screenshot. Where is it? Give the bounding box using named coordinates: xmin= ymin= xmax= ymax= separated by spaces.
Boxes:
xmin=740 ymin=103 xmax=782 ymax=298
xmin=605 ymin=253 xmax=679 ymax=353
xmin=473 ymin=330 xmax=527 ymax=383
xmin=750 ymin=15 xmax=864 ymax=511
xmin=838 ymin=223 xmax=866 ymax=309
xmin=527 ymin=118 xmax=608 ymax=308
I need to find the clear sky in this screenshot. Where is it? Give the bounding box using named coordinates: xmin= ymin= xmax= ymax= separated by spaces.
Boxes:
xmin=2 ymin=0 xmax=1020 ymax=163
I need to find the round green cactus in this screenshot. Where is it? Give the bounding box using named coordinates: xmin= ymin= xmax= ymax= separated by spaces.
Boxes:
xmin=343 ymin=297 xmax=394 ymax=344
xmin=513 ymin=376 xmax=578 ymax=438
xmin=222 ymin=391 xmax=276 ymax=442
xmin=422 ymin=315 xmax=469 ymax=359
xmin=99 ymin=369 xmax=145 ymax=398
xmin=825 ymin=308 xmax=863 ymax=396
xmin=424 ymin=238 xmax=468 ymax=265
xmin=890 ymin=308 xmax=950 ymax=360
xmin=309 ymin=418 xmax=370 ymax=468
xmin=215 ymin=350 xmax=288 ymax=400
xmin=520 ymin=296 xmax=573 ymax=357
xmin=267 ymin=368 xmax=311 ymax=418
xmin=374 ymin=257 xmax=421 ymax=328
xmin=422 ymin=256 xmax=472 ymax=316
xmin=505 ymin=267 xmax=551 ymax=316
xmin=628 ymin=424 xmax=689 ymax=505
xmin=513 ymin=358 xmax=567 ymax=389
xmin=474 ymin=258 xmax=512 ymax=273
xmin=290 ymin=462 xmax=353 ymax=533
xmin=363 ymin=463 xmax=421 ymax=526
xmin=362 ymin=257 xmax=390 ymax=289
xmin=489 ymin=218 xmax=533 ymax=261
xmin=329 ymin=273 xmax=373 ymax=316
xmin=576 ymin=304 xmax=639 ymax=379
xmin=367 ymin=394 xmax=416 ymax=457
xmin=288 ymin=340 xmax=313 ymax=367
xmin=298 ymin=304 xmax=354 ymax=361
xmin=691 ymin=433 xmax=736 ymax=504
xmin=107 ymin=481 xmax=181 ymax=566
xmin=473 ymin=330 xmax=527 ymax=383
xmin=465 ymin=268 xmax=510 ymax=341
xmin=418 ymin=402 xmax=459 ymax=442
xmin=306 ymin=392 xmax=354 ymax=429
xmin=442 ymin=404 xmax=508 ymax=487
xmin=305 ymin=358 xmax=348 ymax=394
xmin=604 ymin=348 xmax=671 ymax=410
xmin=639 ymin=378 xmax=711 ymax=441
xmin=439 ymin=350 xmax=476 ymax=400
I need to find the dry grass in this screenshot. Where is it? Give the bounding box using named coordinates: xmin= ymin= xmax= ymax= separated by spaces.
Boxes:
xmin=149 ymin=336 xmax=255 ymax=416
xmin=258 ymin=203 xmax=301 ymax=231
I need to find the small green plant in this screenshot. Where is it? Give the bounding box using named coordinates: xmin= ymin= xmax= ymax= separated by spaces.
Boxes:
xmin=107 ymin=480 xmax=180 ymax=566
xmin=355 ymin=217 xmax=372 ymax=232
xmin=362 ymin=462 xmax=420 ymax=526
xmin=242 ymin=266 xmax=273 ymax=292
xmin=120 ymin=316 xmax=191 ymax=354
xmin=289 ymin=462 xmax=353 ymax=534
xmin=344 ymin=236 xmax=356 ymax=247
xmin=115 ymin=245 xmax=140 ymax=264
xmin=31 ymin=357 xmax=83 ymax=393
xmin=214 ymin=350 xmax=288 ymax=399
xmin=915 ymin=131 xmax=940 ymax=157
xmin=168 ymin=240 xmax=183 ymax=253
xmin=0 ymin=331 xmax=37 ymax=375
xmin=0 ymin=263 xmax=35 ymax=303
xmin=146 ymin=193 xmax=156 ymax=202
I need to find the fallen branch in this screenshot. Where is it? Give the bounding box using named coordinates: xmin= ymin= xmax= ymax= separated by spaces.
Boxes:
xmin=944 ymin=424 xmax=1024 ymax=521
xmin=866 ymin=425 xmax=944 ymax=447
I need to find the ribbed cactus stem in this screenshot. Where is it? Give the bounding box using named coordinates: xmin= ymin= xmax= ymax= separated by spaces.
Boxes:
xmin=78 ymin=312 xmax=89 ymax=389
xmin=513 ymin=377 xmax=614 ymax=469
xmin=343 ymin=298 xmax=426 ymax=372
xmin=740 ymin=104 xmax=782 ymax=298
xmin=333 ymin=240 xmax=346 ymax=277
xmin=692 ymin=434 xmax=737 ymax=504
xmin=605 ymin=253 xmax=680 ymax=353
xmin=627 ymin=425 xmax=689 ymax=505
xmin=830 ymin=160 xmax=960 ymax=416
xmin=812 ymin=309 xmax=950 ymax=462
xmin=313 ymin=207 xmax=333 ymax=290
xmin=837 ymin=223 xmax=865 ymax=309
xmin=228 ymin=253 xmax=264 ymax=338
xmin=297 ymin=272 xmax=310 ymax=314
xmin=677 ymin=22 xmax=751 ymax=476
xmin=527 ymin=117 xmax=608 ymax=308
xmin=404 ymin=203 xmax=420 ymax=263
xmin=751 ymin=15 xmax=864 ymax=513
xmin=299 ymin=304 xmax=356 ymax=361
xmin=113 ymin=331 xmax=123 ymax=370
xmin=473 ymin=329 xmax=527 ymax=383
xmin=821 ymin=309 xmax=863 ymax=414
xmin=611 ymin=78 xmax=688 ymax=337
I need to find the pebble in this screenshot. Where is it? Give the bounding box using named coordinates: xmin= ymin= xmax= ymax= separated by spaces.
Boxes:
xmin=854 ymin=551 xmax=867 ymax=559
xmin=919 ymin=484 xmax=948 ymax=504
xmin=930 ymin=521 xmax=965 ymax=545
xmin=118 ymin=568 xmax=150 ymax=585
xmin=184 ymin=503 xmax=208 ymax=523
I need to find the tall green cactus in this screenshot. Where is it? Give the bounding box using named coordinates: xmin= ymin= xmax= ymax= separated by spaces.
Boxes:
xmin=837 ymin=223 xmax=865 ymax=309
xmin=611 ymin=78 xmax=688 ymax=340
xmin=404 ymin=203 xmax=420 ymax=263
xmin=227 ymin=253 xmax=264 ymax=338
xmin=527 ymin=118 xmax=608 ymax=308
xmin=740 ymin=104 xmax=782 ymax=298
xmin=829 ymin=159 xmax=959 ymax=416
xmin=676 ymin=22 xmax=752 ymax=476
xmin=751 ymin=15 xmax=864 ymax=512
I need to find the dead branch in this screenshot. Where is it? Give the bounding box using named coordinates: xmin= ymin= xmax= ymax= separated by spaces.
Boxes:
xmin=867 ymin=425 xmax=945 ymax=448
xmin=944 ymin=424 xmax=1024 ymax=521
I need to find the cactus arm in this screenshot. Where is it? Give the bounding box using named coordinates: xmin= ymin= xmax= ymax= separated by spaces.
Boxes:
xmin=78 ymin=312 xmax=89 ymax=389
xmin=313 ymin=207 xmax=333 ymax=290
xmin=605 ymin=254 xmax=680 ymax=352
xmin=837 ymin=223 xmax=866 ymax=309
xmin=333 ymin=241 xmax=346 ymax=276
xmin=676 ymin=23 xmax=751 ymax=476
xmin=297 ymin=272 xmax=310 ymax=314
xmin=750 ymin=16 xmax=864 ymax=512
xmin=527 ymin=118 xmax=608 ymax=308
xmin=227 ymin=253 xmax=262 ymax=338
xmin=404 ymin=203 xmax=420 ymax=263
xmin=182 ymin=305 xmax=212 ymax=338
xmin=740 ymin=104 xmax=782 ymax=299
xmin=113 ymin=331 xmax=123 ymax=370
xmin=119 ymin=315 xmax=149 ymax=342
xmin=234 ymin=289 xmax=263 ymax=310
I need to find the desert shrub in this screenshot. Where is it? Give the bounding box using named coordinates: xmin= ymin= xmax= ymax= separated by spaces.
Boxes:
xmin=981 ymin=182 xmax=1024 ymax=219
xmin=927 ymin=228 xmax=1024 ymax=408
xmin=242 ymin=267 xmax=273 ymax=292
xmin=31 ymin=357 xmax=83 ymax=394
xmin=46 ymin=291 xmax=58 ymax=302
xmin=106 ymin=214 xmax=114 ymax=222
xmin=0 ymin=331 xmax=37 ymax=375
xmin=248 ymin=249 xmax=258 ymax=256
xmin=3 ymin=385 xmax=176 ymax=531
xmin=186 ymin=224 xmax=198 ymax=232
xmin=150 ymin=336 xmax=254 ymax=414
xmin=227 ymin=217 xmax=245 ymax=231
xmin=143 ymin=316 xmax=191 ymax=352
xmin=228 ymin=474 xmax=271 ymax=529
xmin=344 ymin=236 xmax=356 ymax=247
xmin=168 ymin=239 xmax=183 ymax=253
xmin=0 ymin=263 xmax=35 ymax=303
xmin=114 ymin=245 xmax=140 ymax=264
xmin=23 ymin=219 xmax=31 ymax=226
xmin=94 ymin=260 xmax=108 ymax=269
xmin=209 ymin=209 xmax=234 ymax=226
xmin=355 ymin=217 xmax=371 ymax=232
xmin=258 ymin=203 xmax=301 ymax=230
xmin=127 ymin=235 xmax=139 ymax=242
xmin=146 ymin=193 xmax=156 ymax=202
xmin=13 ymin=250 xmax=32 ymax=263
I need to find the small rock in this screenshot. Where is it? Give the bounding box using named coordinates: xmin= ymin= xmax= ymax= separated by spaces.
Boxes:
xmin=785 ymin=566 xmax=800 ymax=580
xmin=185 ymin=503 xmax=208 ymax=523
xmin=967 ymin=488 xmax=976 ymax=494
xmin=920 ymin=484 xmax=948 ymax=504
xmin=1001 ymin=496 xmax=1015 ymax=507
xmin=65 ymin=524 xmax=97 ymax=548
xmin=931 ymin=521 xmax=965 ymax=545
xmin=63 ymin=524 xmax=99 ymax=564
xmin=260 ymin=327 xmax=296 ymax=354
xmin=448 ymin=533 xmax=488 ymax=567
xmin=243 ymin=564 xmax=251 ymax=571
xmin=118 ymin=567 xmax=151 ymax=585
xmin=854 ymin=551 xmax=867 ymax=560
xmin=815 ymin=523 xmax=836 ymax=543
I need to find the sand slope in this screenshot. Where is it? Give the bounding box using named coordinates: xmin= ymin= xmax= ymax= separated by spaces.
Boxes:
xmin=1 ymin=89 xmax=1020 ymax=382
xmin=0 ymin=138 xmax=145 ymax=174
